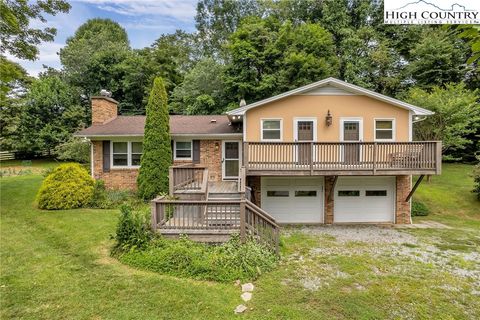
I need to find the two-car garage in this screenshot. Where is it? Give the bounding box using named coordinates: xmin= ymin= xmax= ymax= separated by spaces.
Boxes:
xmin=260 ymin=176 xmax=396 ymax=224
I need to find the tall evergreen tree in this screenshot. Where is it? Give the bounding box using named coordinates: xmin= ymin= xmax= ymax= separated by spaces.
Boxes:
xmin=137 ymin=77 xmax=171 ymax=200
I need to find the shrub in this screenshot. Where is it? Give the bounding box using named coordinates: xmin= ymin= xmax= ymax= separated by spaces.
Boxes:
xmin=116 ymin=233 xmax=278 ymax=282
xmin=473 ymin=154 xmax=480 ymax=200
xmin=36 ymin=163 xmax=95 ymax=210
xmin=412 ymin=200 xmax=430 ymax=216
xmin=54 ymin=137 xmax=91 ymax=163
xmin=111 ymin=205 xmax=153 ymax=254
xmin=89 ymin=180 xmax=143 ymax=209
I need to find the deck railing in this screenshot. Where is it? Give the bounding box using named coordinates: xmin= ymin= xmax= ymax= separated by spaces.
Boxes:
xmin=151 ymin=198 xmax=280 ymax=253
xmin=243 ymin=141 xmax=442 ymax=175
xmin=169 ymin=165 xmax=209 ymax=195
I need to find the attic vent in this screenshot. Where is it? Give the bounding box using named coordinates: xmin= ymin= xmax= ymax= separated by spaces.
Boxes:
xmin=210 ymin=119 xmax=217 ymax=123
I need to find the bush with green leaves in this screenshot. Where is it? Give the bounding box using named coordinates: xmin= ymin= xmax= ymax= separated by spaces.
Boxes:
xmin=412 ymin=200 xmax=430 ymax=216
xmin=36 ymin=163 xmax=94 ymax=209
xmin=473 ymin=155 xmax=480 ymax=200
xmin=89 ymin=180 xmax=140 ymax=209
xmin=115 ymin=233 xmax=278 ymax=282
xmin=54 ymin=137 xmax=91 ymax=163
xmin=111 ymin=205 xmax=153 ymax=254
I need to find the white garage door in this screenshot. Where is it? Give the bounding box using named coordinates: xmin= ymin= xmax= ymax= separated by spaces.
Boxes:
xmin=334 ymin=177 xmax=395 ymax=223
xmin=261 ymin=177 xmax=324 ymax=223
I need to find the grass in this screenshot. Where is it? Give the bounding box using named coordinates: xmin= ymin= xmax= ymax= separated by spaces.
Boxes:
xmin=1 ymin=161 xmax=479 ymax=319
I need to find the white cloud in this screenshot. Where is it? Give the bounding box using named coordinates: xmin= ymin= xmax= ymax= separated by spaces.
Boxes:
xmin=7 ymin=42 xmax=64 ymax=76
xmin=74 ymin=0 xmax=197 ymax=21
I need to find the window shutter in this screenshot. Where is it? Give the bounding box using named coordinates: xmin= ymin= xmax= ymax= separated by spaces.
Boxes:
xmin=171 ymin=140 xmax=174 ymax=161
xmin=103 ymin=141 xmax=110 ymax=172
xmin=193 ymin=140 xmax=200 ymax=163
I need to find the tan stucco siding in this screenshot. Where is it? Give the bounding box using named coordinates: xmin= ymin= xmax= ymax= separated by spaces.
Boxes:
xmin=245 ymin=95 xmax=410 ymax=142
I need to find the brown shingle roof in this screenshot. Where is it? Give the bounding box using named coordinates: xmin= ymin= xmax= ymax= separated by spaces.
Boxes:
xmin=75 ymin=115 xmax=241 ymax=137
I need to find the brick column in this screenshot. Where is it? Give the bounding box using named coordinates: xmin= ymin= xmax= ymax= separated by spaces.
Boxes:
xmin=200 ymin=140 xmax=222 ymax=181
xmin=324 ymin=176 xmax=335 ymax=224
xmin=395 ymin=175 xmax=412 ymax=224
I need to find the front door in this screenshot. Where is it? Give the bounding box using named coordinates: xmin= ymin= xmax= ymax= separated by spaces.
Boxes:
xmin=222 ymin=141 xmax=240 ymax=180
xmin=343 ymin=121 xmax=360 ymax=164
xmin=296 ymin=120 xmax=314 ymax=165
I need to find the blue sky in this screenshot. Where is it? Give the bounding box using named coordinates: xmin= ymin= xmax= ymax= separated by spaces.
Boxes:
xmin=9 ymin=0 xmax=197 ymax=76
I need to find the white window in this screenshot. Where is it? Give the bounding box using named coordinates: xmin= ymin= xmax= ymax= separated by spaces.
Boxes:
xmin=174 ymin=141 xmax=192 ymax=160
xmin=261 ymin=119 xmax=282 ymax=141
xmin=375 ymin=119 xmax=395 ymax=141
xmin=111 ymin=141 xmax=143 ymax=168
xmin=131 ymin=142 xmax=143 ymax=166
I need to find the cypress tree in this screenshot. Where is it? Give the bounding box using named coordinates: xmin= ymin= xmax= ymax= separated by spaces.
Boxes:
xmin=137 ymin=77 xmax=171 ymax=200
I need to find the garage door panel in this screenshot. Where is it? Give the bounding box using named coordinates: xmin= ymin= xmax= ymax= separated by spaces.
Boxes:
xmin=334 ymin=177 xmax=395 ymax=223
xmin=262 ymin=177 xmax=324 ymax=223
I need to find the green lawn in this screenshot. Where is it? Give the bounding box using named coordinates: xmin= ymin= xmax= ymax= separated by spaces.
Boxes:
xmin=1 ymin=162 xmax=479 ymax=319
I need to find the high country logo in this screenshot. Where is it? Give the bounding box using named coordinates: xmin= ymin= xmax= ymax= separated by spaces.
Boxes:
xmin=384 ymin=0 xmax=480 ymax=24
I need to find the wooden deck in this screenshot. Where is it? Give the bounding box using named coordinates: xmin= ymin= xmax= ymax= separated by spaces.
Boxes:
xmin=208 ymin=181 xmax=238 ymax=193
xmin=243 ymin=141 xmax=442 ymax=176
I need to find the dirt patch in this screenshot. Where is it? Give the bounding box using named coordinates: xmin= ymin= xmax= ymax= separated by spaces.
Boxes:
xmin=395 ymin=221 xmax=452 ymax=229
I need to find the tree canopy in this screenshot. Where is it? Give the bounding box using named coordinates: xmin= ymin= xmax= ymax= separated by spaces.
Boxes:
xmin=3 ymin=0 xmax=479 ymax=163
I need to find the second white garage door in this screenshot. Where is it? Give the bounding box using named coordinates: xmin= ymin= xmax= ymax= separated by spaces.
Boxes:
xmin=334 ymin=177 xmax=395 ymax=223
xmin=261 ymin=177 xmax=324 ymax=223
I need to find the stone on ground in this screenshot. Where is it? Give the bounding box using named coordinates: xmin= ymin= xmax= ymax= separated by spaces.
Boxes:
xmin=241 ymin=283 xmax=254 ymax=292
xmin=234 ymin=304 xmax=247 ymax=314
xmin=241 ymin=292 xmax=252 ymax=302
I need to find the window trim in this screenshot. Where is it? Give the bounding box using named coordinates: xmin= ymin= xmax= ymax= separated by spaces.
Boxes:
xmin=110 ymin=141 xmax=142 ymax=169
xmin=261 ymin=118 xmax=283 ymax=141
xmin=374 ymin=118 xmax=396 ymax=142
xmin=174 ymin=140 xmax=193 ymax=161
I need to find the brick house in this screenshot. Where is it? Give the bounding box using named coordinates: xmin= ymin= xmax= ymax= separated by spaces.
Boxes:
xmin=76 ymin=78 xmax=441 ymax=227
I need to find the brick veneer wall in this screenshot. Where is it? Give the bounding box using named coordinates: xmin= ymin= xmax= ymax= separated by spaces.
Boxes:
xmin=324 ymin=176 xmax=335 ymax=224
xmin=91 ymin=96 xmax=118 ymax=125
xmin=173 ymin=140 xmax=223 ymax=182
xmin=92 ymin=139 xmax=225 ymax=190
xmin=91 ymin=141 xmax=138 ymax=190
xmin=200 ymin=140 xmax=222 ymax=181
xmin=395 ymin=175 xmax=412 ymax=224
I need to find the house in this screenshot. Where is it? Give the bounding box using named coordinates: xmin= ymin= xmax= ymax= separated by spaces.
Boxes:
xmin=76 ymin=78 xmax=441 ymax=234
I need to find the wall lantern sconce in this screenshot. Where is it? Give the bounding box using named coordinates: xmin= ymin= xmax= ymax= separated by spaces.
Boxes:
xmin=326 ymin=110 xmax=333 ymax=126
xmin=215 ymin=142 xmax=220 ymax=150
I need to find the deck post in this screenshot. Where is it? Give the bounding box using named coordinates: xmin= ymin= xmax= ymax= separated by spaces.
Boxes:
xmin=168 ymin=167 xmax=174 ymax=196
xmin=372 ymin=142 xmax=377 ymax=175
xmin=151 ymin=199 xmax=157 ymax=232
xmin=243 ymin=142 xmax=249 ymax=174
xmin=435 ymin=141 xmax=442 ymax=175
xmin=240 ymin=200 xmax=246 ymax=243
xmin=310 ymin=142 xmax=314 ymax=175
xmin=405 ymin=175 xmax=425 ymax=202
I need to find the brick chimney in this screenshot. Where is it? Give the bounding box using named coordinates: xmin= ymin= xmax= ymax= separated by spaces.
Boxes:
xmin=91 ymin=96 xmax=118 ymax=125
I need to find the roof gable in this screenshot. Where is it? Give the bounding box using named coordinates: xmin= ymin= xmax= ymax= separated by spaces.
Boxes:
xmin=227 ymin=77 xmax=433 ymax=116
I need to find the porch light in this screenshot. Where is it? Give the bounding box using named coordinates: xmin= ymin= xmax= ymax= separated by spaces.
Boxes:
xmin=326 ymin=110 xmax=333 ymax=126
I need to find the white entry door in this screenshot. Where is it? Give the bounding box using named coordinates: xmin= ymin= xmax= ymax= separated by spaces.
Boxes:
xmin=334 ymin=177 xmax=395 ymax=223
xmin=261 ymin=177 xmax=324 ymax=223
xmin=222 ymin=141 xmax=240 ymax=180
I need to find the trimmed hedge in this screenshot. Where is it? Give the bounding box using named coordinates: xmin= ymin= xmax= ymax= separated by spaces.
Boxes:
xmin=36 ymin=163 xmax=95 ymax=210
